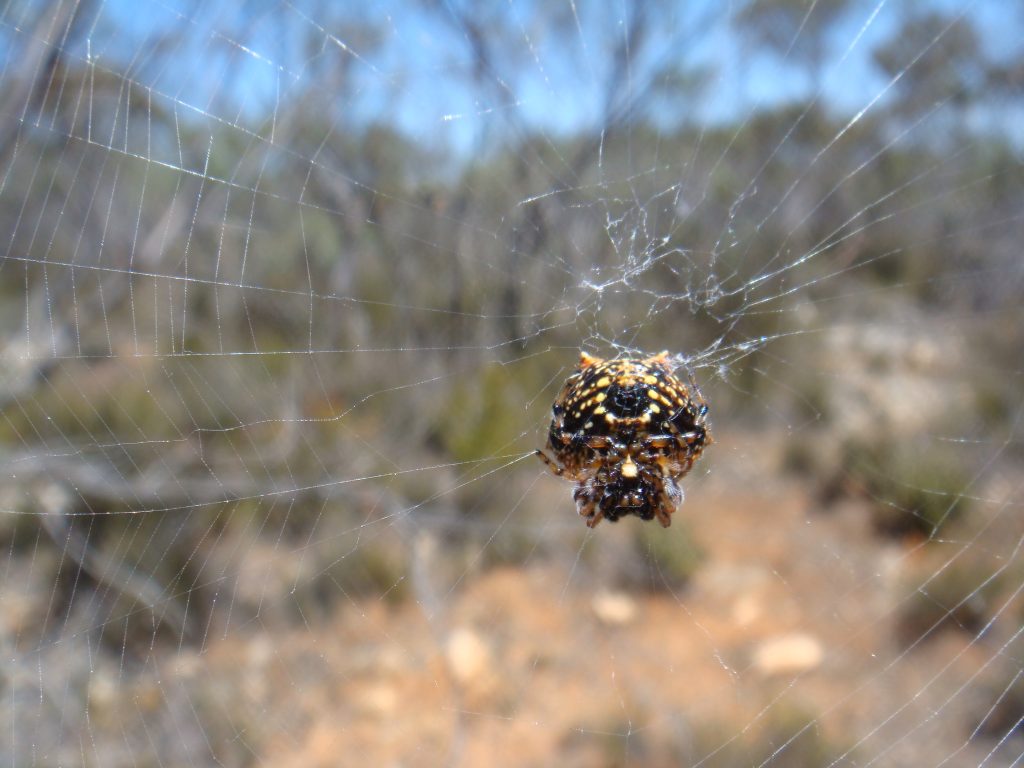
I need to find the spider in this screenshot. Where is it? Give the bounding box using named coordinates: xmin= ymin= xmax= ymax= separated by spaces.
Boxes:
xmin=535 ymin=351 xmax=710 ymax=528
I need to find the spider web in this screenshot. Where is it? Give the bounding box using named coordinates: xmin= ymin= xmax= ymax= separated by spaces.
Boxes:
xmin=2 ymin=0 xmax=1023 ymax=765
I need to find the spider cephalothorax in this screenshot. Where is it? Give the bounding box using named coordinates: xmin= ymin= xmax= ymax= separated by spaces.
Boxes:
xmin=536 ymin=351 xmax=710 ymax=528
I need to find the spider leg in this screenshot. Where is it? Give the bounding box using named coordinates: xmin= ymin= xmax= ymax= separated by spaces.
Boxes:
xmin=642 ymin=434 xmax=677 ymax=449
xmin=574 ymin=485 xmax=604 ymax=527
xmin=662 ymin=422 xmax=703 ymax=443
xmin=583 ymin=435 xmax=617 ymax=451
xmin=655 ymin=483 xmax=680 ymax=527
xmin=534 ymin=449 xmax=564 ymax=477
xmin=677 ymin=430 xmax=701 ymax=445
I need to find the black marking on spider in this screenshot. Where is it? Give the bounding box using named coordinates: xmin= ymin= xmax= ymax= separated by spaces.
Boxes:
xmin=536 ymin=351 xmax=710 ymax=528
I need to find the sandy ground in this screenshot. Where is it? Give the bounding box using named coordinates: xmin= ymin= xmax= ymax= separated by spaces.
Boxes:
xmin=144 ymin=431 xmax=1020 ymax=767
xmin=8 ymin=429 xmax=1019 ymax=767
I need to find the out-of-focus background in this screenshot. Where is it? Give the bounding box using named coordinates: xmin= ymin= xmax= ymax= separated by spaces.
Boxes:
xmin=1 ymin=1 xmax=1022 ymax=765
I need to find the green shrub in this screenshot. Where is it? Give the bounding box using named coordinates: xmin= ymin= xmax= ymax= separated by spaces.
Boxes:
xmin=837 ymin=438 xmax=972 ymax=538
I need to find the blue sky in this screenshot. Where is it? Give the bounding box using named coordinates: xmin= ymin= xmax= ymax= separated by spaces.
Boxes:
xmin=59 ymin=0 xmax=1024 ymax=154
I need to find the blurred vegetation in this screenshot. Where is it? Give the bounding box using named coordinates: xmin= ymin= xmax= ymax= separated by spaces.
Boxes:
xmin=0 ymin=0 xmax=1022 ymax=763
xmin=896 ymin=555 xmax=1004 ymax=648
xmin=0 ymin=0 xmax=1019 ymax=644
xmin=563 ymin=702 xmax=854 ymax=768
xmin=827 ymin=438 xmax=972 ymax=538
xmin=628 ymin=522 xmax=705 ymax=592
xmin=674 ymin=704 xmax=855 ymax=768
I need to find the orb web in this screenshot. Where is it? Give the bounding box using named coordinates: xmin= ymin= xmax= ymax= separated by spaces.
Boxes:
xmin=1 ymin=1 xmax=1022 ymax=765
